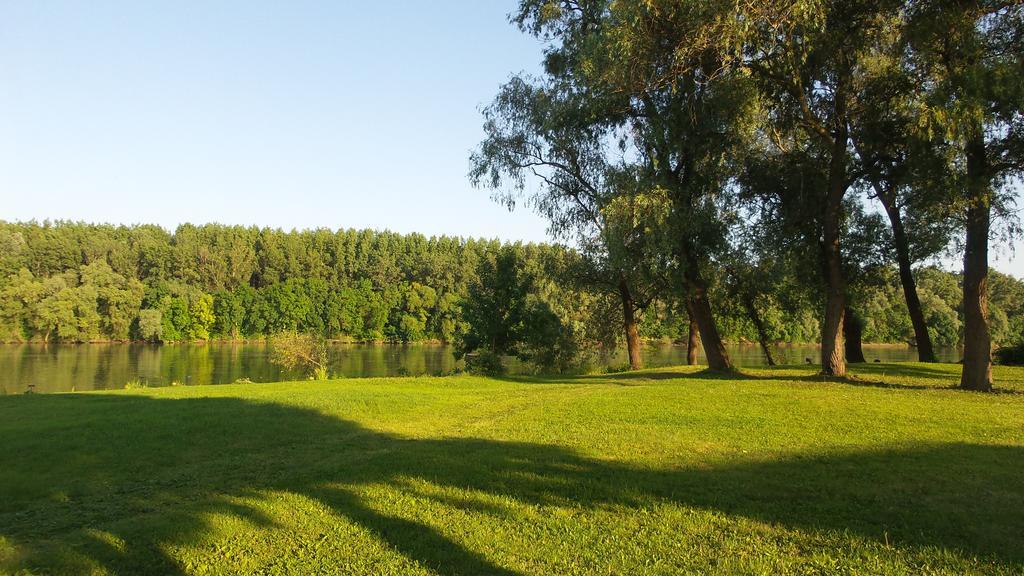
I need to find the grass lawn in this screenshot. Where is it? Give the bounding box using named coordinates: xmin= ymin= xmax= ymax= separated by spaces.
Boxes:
xmin=1 ymin=362 xmax=1022 ymax=575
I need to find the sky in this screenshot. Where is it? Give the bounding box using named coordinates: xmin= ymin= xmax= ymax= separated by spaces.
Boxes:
xmin=0 ymin=1 xmax=550 ymax=239
xmin=0 ymin=1 xmax=1021 ymax=277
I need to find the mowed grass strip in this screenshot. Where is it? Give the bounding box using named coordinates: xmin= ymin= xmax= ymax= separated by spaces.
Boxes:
xmin=1 ymin=363 xmax=1022 ymax=575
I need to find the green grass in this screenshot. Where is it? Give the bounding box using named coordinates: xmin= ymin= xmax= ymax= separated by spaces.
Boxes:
xmin=1 ymin=362 xmax=1022 ymax=575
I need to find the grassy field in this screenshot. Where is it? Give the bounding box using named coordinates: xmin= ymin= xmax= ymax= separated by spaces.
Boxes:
xmin=1 ymin=363 xmax=1022 ymax=575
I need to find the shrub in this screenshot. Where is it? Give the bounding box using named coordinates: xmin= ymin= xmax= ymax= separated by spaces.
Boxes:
xmin=994 ymin=342 xmax=1024 ymax=366
xmin=465 ymin=350 xmax=506 ymax=376
xmin=269 ymin=331 xmax=330 ymax=380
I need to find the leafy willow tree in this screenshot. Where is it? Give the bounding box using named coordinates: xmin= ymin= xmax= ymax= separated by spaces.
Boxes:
xmin=902 ymin=1 xmax=1024 ymax=391
xmin=737 ymin=137 xmax=834 ymax=358
xmin=718 ymin=257 xmax=779 ymax=367
xmin=719 ymin=1 xmax=1022 ymax=383
xmin=504 ymin=0 xmax=774 ymax=371
xmin=724 ymin=1 xmax=909 ymax=376
xmin=471 ymin=74 xmax=665 ymax=370
xmin=845 ymin=13 xmax=957 ymax=364
xmin=716 ymin=194 xmax=831 ymax=368
xmin=597 ymin=186 xmax=674 ymax=368
xmin=611 ymin=0 xmax=1014 ymax=379
xmin=456 ymin=244 xmax=583 ymax=373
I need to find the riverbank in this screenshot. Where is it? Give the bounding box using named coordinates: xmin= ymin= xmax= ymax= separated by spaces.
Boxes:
xmin=0 ymin=336 xmax=938 ymax=347
xmin=0 ymin=341 xmax=966 ymax=394
xmin=0 ymin=337 xmax=450 ymax=345
xmin=2 ymin=363 xmax=1022 ymax=574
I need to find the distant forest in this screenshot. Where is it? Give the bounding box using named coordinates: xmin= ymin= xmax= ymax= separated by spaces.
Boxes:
xmin=0 ymin=221 xmax=1021 ymax=353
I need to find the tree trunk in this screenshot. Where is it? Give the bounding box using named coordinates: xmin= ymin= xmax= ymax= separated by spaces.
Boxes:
xmin=876 ymin=188 xmax=937 ymax=362
xmin=820 ymin=130 xmax=849 ymax=377
xmin=843 ymin=306 xmax=866 ymax=363
xmin=821 ymin=195 xmax=847 ymax=375
xmin=742 ymin=294 xmax=776 ymax=366
xmin=682 ymin=249 xmax=732 ymax=371
xmin=960 ymin=132 xmax=993 ymax=392
xmin=685 ymin=300 xmax=699 ymax=366
xmin=618 ymin=278 xmax=643 ymax=371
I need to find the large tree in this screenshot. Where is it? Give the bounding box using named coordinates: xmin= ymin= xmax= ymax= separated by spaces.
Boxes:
xmin=734 ymin=1 xmax=908 ymax=376
xmin=471 ymin=76 xmax=662 ymax=370
xmin=509 ymin=0 xmax=773 ymax=371
xmin=583 ymin=0 xmax=911 ymax=375
xmin=847 ymin=15 xmax=957 ymax=363
xmin=905 ymin=1 xmax=1023 ymax=390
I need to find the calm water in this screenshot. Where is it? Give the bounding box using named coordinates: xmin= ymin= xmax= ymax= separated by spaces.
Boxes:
xmin=0 ymin=342 xmax=960 ymax=395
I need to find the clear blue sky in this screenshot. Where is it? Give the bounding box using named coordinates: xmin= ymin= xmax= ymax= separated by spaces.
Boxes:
xmin=0 ymin=1 xmax=550 ymax=240
xmin=0 ymin=1 xmax=1021 ymax=276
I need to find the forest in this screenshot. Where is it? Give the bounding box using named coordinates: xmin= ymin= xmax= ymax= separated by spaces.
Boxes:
xmin=0 ymin=220 xmax=1022 ymax=365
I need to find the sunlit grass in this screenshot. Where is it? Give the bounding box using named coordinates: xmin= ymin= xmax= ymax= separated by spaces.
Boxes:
xmin=1 ymin=363 xmax=1022 ymax=575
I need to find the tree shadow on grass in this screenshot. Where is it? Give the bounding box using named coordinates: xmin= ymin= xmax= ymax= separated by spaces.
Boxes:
xmin=574 ymin=368 xmax=876 ymax=389
xmin=590 ymin=363 xmax=1024 ymax=394
xmin=848 ymin=362 xmax=962 ymax=381
xmin=1 ymin=393 xmax=1022 ymax=574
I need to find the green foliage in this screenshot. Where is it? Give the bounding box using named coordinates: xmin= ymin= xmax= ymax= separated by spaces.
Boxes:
xmin=159 ymin=296 xmax=190 ymax=342
xmin=0 ymin=221 xmax=1022 ymax=359
xmin=458 ymin=246 xmax=532 ymax=358
xmin=212 ymin=290 xmax=245 ymax=339
xmin=269 ymin=331 xmax=329 ymax=380
xmin=990 ymin=271 xmax=1024 ymax=345
xmin=464 ymin=350 xmax=506 ymax=376
xmin=187 ymin=294 xmax=215 ymax=340
xmin=919 ymin=292 xmax=961 ymax=347
xmin=80 ymin=261 xmax=144 ymax=341
xmin=994 ymin=342 xmax=1024 ymax=366
xmin=136 ymin=309 xmax=163 ymax=343
xmin=456 ymin=244 xmax=589 ymax=372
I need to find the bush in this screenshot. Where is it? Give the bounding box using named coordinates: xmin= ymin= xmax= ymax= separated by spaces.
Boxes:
xmin=269 ymin=331 xmax=330 ymax=380
xmin=994 ymin=342 xmax=1024 ymax=366
xmin=465 ymin=351 xmax=506 ymax=376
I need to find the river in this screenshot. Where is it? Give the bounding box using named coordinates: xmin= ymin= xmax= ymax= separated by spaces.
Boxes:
xmin=0 ymin=342 xmax=961 ymax=394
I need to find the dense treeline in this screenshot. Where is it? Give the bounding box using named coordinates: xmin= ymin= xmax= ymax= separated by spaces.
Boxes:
xmin=0 ymin=221 xmax=523 ymax=344
xmin=468 ymin=0 xmax=1022 ymax=388
xmin=1 ymin=221 xmax=1022 ymax=363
